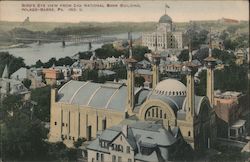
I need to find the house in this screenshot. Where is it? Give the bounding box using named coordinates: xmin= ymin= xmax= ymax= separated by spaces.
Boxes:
xmin=214 ymin=90 xmax=248 ymax=139
xmin=10 ymin=67 xmax=46 ymax=89
xmin=134 ymin=69 xmax=153 ymax=84
xmin=235 ymin=48 xmax=248 ymax=65
xmin=0 ymin=65 xmax=30 ymax=100
xmin=87 ymin=121 xmax=191 ymax=162
xmin=136 ymin=60 xmax=151 ymax=69
xmin=71 ymin=60 xmax=84 ymax=80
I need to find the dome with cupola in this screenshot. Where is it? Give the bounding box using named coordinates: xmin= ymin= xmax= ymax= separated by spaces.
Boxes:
xmin=159 ymin=14 xmax=172 ymax=23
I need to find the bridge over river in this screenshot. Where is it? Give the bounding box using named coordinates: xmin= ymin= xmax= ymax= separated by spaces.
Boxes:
xmin=13 ymin=34 xmax=117 ymax=46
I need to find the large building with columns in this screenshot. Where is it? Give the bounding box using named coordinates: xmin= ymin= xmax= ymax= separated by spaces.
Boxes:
xmin=49 ymin=37 xmax=216 ymax=151
xmin=142 ymin=10 xmax=184 ymax=51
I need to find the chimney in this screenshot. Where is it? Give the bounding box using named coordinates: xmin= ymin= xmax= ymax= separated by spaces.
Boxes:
xmin=122 ymin=125 xmax=128 ymax=138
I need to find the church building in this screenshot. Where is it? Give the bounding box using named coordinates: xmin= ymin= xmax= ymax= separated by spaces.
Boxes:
xmin=49 ymin=34 xmax=216 ymax=151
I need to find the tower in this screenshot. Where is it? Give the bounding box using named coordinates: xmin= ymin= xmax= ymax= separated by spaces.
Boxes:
xmin=181 ymin=42 xmax=198 ymax=149
xmin=183 ymin=43 xmax=198 ymax=121
xmin=204 ymin=32 xmax=217 ymax=148
xmin=204 ymin=33 xmax=217 ymax=108
xmin=151 ymin=31 xmax=161 ymax=89
xmin=126 ymin=33 xmax=137 ymax=115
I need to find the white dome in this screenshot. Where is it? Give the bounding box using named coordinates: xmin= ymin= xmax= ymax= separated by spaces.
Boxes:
xmin=154 ymin=79 xmax=186 ymax=96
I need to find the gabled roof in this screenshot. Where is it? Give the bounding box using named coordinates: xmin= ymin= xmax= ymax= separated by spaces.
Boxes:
xmin=10 ymin=67 xmax=28 ymax=80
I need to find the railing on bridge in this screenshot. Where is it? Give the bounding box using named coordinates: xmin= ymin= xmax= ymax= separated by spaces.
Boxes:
xmin=13 ymin=34 xmax=117 ymax=44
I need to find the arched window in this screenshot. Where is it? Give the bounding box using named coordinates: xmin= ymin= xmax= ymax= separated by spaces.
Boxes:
xmin=152 ymin=109 xmax=155 ymax=117
xmin=188 ymin=131 xmax=191 ymax=137
xmin=148 ymin=111 xmax=151 ymax=117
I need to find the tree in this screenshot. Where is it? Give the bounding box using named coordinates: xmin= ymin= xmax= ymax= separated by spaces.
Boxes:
xmin=22 ymin=78 xmax=32 ymax=89
xmin=0 ymin=52 xmax=26 ymax=76
xmin=0 ymin=95 xmax=48 ymax=161
xmin=178 ymin=49 xmax=189 ymax=62
xmin=112 ymin=64 xmax=127 ymax=80
xmin=74 ymin=138 xmax=86 ymax=148
xmin=196 ymin=64 xmax=248 ymax=96
xmin=31 ymin=86 xmax=51 ymax=122
xmin=56 ymin=56 xmax=75 ymax=66
xmin=0 ymin=94 xmax=78 ymax=161
xmin=135 ymin=76 xmax=145 ymax=87
xmin=82 ymin=69 xmax=98 ymax=82
xmin=35 ymin=59 xmax=44 ymax=68
xmin=212 ymin=48 xmax=235 ymax=65
xmin=130 ymin=45 xmax=151 ymax=62
xmin=195 ymin=70 xmax=206 ymax=96
xmin=79 ymin=51 xmax=93 ymax=59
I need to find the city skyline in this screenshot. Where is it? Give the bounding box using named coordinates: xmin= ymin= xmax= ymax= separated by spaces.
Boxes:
xmin=0 ymin=0 xmax=249 ymax=23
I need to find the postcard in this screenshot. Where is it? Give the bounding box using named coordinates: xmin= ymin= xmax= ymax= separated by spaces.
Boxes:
xmin=0 ymin=0 xmax=249 ymax=161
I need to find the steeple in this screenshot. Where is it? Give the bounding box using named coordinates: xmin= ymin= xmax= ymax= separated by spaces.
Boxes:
xmin=2 ymin=64 xmax=9 ymax=79
xmin=126 ymin=32 xmax=137 ymax=115
xmin=209 ymin=31 xmax=212 ymax=57
xmin=189 ymin=40 xmax=192 ymax=62
xmin=128 ymin=32 xmax=133 ymax=59
xmin=151 ymin=31 xmax=161 ymax=89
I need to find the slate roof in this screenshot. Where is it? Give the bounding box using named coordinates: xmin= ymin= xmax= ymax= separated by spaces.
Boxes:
xmin=87 ymin=121 xmax=181 ymax=162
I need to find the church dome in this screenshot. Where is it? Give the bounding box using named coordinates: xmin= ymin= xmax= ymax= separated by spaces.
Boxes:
xmin=159 ymin=14 xmax=172 ymax=23
xmin=154 ymin=79 xmax=186 ymax=96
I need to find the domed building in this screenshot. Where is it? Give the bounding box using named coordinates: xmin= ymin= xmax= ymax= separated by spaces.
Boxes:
xmin=142 ymin=7 xmax=183 ymax=51
xmin=49 ymin=35 xmax=216 ymax=151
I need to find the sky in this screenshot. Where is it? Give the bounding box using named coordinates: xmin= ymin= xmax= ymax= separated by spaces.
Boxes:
xmin=0 ymin=1 xmax=249 ymax=22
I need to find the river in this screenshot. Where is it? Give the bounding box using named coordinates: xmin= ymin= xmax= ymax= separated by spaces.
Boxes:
xmin=0 ymin=32 xmax=142 ymax=65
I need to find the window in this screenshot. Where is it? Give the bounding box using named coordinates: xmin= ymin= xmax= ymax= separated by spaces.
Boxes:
xmin=188 ymin=131 xmax=191 ymax=137
xmin=152 ymin=109 xmax=154 ymax=117
xmin=112 ymin=155 xmax=116 ymax=162
xmin=126 ymin=146 xmax=130 ymax=154
xmin=120 ymin=136 xmax=122 ymax=141
xmin=164 ymin=113 xmax=167 ymax=119
xmin=118 ymin=156 xmax=122 ymax=162
xmin=148 ymin=111 xmax=150 ymax=117
xmin=118 ymin=145 xmax=123 ymax=152
xmin=96 ymin=153 xmax=99 ymax=161
xmin=62 ymin=123 xmax=65 ymax=126
xmin=101 ymin=154 xmax=104 ymax=162
xmin=54 ymin=122 xmax=57 ymax=125
xmin=160 ymin=110 xmax=163 ymax=118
